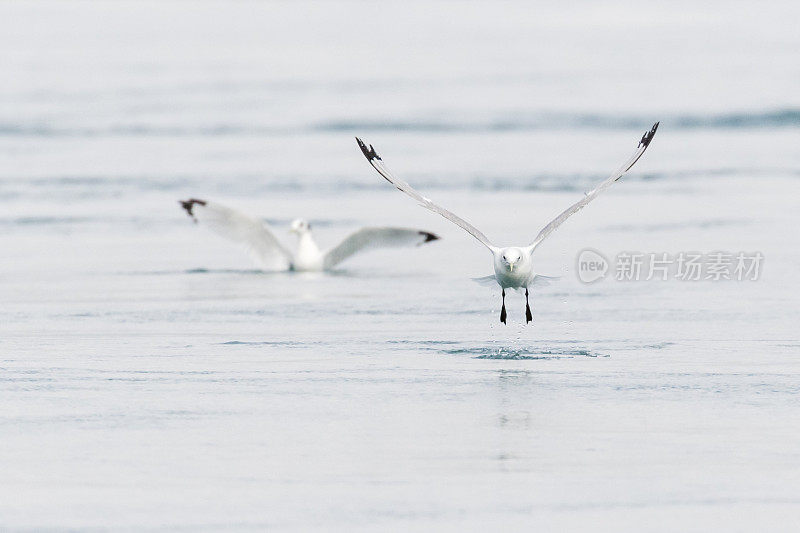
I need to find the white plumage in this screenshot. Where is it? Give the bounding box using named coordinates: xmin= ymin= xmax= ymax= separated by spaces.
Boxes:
xmin=179 ymin=199 xmax=439 ymax=272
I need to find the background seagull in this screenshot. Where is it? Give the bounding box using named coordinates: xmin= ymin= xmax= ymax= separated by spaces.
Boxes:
xmin=179 ymin=199 xmax=439 ymax=272
xmin=356 ymin=122 xmax=659 ymax=324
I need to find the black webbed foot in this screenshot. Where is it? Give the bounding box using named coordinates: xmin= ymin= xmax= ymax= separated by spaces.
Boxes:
xmin=500 ymin=289 xmax=507 ymax=324
xmin=525 ymin=288 xmax=532 ymax=323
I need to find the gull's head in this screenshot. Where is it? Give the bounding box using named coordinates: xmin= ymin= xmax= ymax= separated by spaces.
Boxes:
xmin=501 ymin=248 xmax=523 ymax=272
xmin=289 ymin=218 xmax=311 ymax=235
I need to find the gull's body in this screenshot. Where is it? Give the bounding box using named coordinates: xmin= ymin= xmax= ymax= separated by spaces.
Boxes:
xmin=292 ymin=227 xmax=324 ymax=271
xmin=179 ymin=199 xmax=439 ymax=272
xmin=493 ymin=247 xmax=533 ymax=288
xmin=356 ymin=122 xmax=659 ymax=323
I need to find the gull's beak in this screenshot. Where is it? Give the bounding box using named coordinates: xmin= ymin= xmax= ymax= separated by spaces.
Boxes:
xmin=509 ymin=263 xmax=514 ymax=272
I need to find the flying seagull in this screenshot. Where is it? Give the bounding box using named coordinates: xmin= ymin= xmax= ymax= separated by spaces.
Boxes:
xmin=179 ymin=199 xmax=439 ymax=272
xmin=356 ymin=122 xmax=659 ymax=324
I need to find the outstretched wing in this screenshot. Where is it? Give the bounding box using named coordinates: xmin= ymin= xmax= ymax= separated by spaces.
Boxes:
xmin=356 ymin=138 xmax=497 ymax=251
xmin=528 ymin=122 xmax=659 ymax=251
xmin=323 ymin=227 xmax=439 ymax=269
xmin=179 ymin=198 xmax=292 ymax=271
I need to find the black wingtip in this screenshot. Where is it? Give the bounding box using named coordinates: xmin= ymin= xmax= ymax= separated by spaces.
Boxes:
xmin=355 ymin=137 xmax=381 ymax=161
xmin=419 ymin=231 xmax=440 ymax=244
xmin=179 ymin=198 xmax=206 ymax=222
xmin=638 ymin=121 xmax=660 ymax=148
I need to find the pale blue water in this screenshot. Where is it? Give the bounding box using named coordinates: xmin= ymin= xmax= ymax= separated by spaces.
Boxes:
xmin=1 ymin=1 xmax=800 ymax=531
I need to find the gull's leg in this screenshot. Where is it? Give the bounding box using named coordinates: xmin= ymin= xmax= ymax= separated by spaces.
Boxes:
xmin=525 ymin=288 xmax=532 ymax=324
xmin=500 ymin=289 xmax=507 ymax=324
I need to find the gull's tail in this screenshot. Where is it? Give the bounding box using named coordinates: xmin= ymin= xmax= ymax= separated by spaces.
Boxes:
xmin=472 ymin=274 xmax=561 ymax=289
xmin=531 ymin=274 xmax=560 ymax=286
xmin=471 ymin=275 xmax=497 ymax=287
